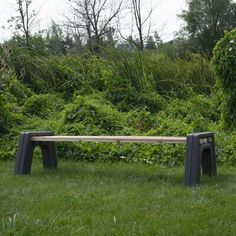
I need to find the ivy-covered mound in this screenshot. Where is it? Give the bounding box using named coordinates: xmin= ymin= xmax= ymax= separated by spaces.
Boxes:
xmin=1 ymin=38 xmax=236 ymax=165
xmin=212 ymin=29 xmax=236 ymax=126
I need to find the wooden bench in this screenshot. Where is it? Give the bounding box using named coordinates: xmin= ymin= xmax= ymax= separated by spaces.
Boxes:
xmin=14 ymin=132 xmax=217 ymax=186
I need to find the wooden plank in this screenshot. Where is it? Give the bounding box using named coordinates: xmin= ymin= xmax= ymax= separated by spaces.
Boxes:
xmin=31 ymin=135 xmax=187 ymax=144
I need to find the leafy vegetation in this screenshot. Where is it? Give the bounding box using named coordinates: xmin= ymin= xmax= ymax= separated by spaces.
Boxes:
xmin=0 ymin=36 xmax=236 ymax=165
xmin=212 ymin=29 xmax=236 ymax=127
xmin=0 ymin=0 xmax=236 ymax=166
xmin=1 ymin=1 xmax=236 ymax=235
xmin=179 ymin=0 xmax=236 ymax=56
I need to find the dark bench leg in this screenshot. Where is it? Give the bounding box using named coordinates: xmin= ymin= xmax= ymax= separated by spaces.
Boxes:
xmin=184 ymin=133 xmax=217 ymax=186
xmin=41 ymin=142 xmax=57 ymax=169
xmin=14 ymin=132 xmax=57 ymax=175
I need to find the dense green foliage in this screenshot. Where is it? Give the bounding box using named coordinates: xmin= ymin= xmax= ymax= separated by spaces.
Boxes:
xmin=179 ymin=0 xmax=236 ymax=56
xmin=212 ymin=29 xmax=236 ymax=126
xmin=0 ymin=32 xmax=236 ymax=165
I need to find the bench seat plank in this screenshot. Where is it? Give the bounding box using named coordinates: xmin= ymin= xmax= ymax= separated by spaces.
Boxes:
xmin=31 ymin=135 xmax=187 ymax=144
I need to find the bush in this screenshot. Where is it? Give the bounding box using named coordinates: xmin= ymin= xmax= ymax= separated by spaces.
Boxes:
xmin=0 ymin=70 xmax=32 ymax=104
xmin=106 ymin=87 xmax=166 ymax=112
xmin=0 ymin=95 xmax=22 ymax=134
xmin=147 ymin=95 xmax=219 ymax=135
xmin=212 ymin=29 xmax=236 ymax=126
xmin=0 ymin=95 xmax=10 ymax=133
xmin=212 ymin=29 xmax=236 ymax=91
xmin=216 ymin=131 xmax=236 ymax=165
xmin=22 ymin=94 xmax=64 ymax=118
xmin=49 ymin=58 xmax=81 ymax=96
xmin=126 ymin=108 xmax=158 ymax=132
xmin=0 ymin=134 xmax=19 ymax=160
xmin=164 ymin=95 xmax=219 ymax=122
xmin=60 ymin=95 xmax=124 ymax=135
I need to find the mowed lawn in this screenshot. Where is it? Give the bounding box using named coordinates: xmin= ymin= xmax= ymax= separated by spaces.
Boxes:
xmin=0 ymin=160 xmax=236 ymax=236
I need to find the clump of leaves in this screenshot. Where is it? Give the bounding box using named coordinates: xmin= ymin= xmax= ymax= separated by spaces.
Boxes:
xmin=22 ymin=94 xmax=64 ymax=118
xmin=212 ymin=29 xmax=236 ymax=127
xmin=0 ymin=94 xmax=22 ymax=134
xmin=61 ymin=95 xmax=124 ymax=135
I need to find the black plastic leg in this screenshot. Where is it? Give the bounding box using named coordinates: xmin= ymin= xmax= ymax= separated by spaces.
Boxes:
xmin=184 ymin=132 xmax=216 ymax=186
xmin=15 ymin=132 xmax=57 ymax=175
xmin=14 ymin=132 xmax=35 ymax=175
xmin=41 ymin=142 xmax=57 ymax=169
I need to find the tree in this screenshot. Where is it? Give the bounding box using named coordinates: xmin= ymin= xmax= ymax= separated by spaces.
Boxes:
xmin=46 ymin=22 xmax=66 ymax=55
xmin=179 ymin=0 xmax=236 ymax=56
xmin=67 ymin=0 xmax=123 ymax=54
xmin=145 ymin=36 xmax=156 ymax=49
xmin=119 ymin=0 xmax=153 ymax=50
xmin=145 ymin=32 xmax=162 ymax=49
xmin=131 ymin=0 xmax=152 ymax=50
xmin=8 ymin=0 xmax=37 ymax=46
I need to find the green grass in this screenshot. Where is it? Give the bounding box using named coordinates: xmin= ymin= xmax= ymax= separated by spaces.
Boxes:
xmin=0 ymin=160 xmax=236 ymax=236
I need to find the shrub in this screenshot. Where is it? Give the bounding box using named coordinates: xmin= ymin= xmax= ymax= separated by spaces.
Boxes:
xmin=22 ymin=94 xmax=64 ymax=118
xmin=0 ymin=95 xmax=22 ymax=134
xmin=216 ymin=131 xmax=236 ymax=165
xmin=126 ymin=108 xmax=158 ymax=132
xmin=212 ymin=29 xmax=236 ymax=91
xmin=106 ymin=87 xmax=166 ymax=112
xmin=151 ymin=95 xmax=219 ymax=134
xmin=61 ymin=95 xmax=124 ymax=135
xmin=0 ymin=134 xmax=19 ymax=160
xmin=0 ymin=95 xmax=9 ymax=133
xmin=0 ymin=71 xmax=32 ymax=104
xmin=164 ymin=95 xmax=219 ymax=122
xmin=50 ymin=55 xmax=117 ymax=99
xmin=6 ymin=42 xmax=55 ymax=92
xmin=63 ymin=55 xmax=113 ymax=91
xmin=0 ymin=69 xmax=29 ymax=135
xmin=212 ymin=29 xmax=236 ymax=126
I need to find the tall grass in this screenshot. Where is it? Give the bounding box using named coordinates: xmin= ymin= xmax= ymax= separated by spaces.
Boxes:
xmin=143 ymin=53 xmax=215 ymax=98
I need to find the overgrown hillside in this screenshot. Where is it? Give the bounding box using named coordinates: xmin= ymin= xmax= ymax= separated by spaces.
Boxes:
xmin=1 ymin=39 xmax=236 ymax=165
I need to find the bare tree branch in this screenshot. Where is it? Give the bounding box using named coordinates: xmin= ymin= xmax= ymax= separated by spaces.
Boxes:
xmin=8 ymin=0 xmax=39 ymax=46
xmin=118 ymin=0 xmax=153 ymax=50
xmin=66 ymin=0 xmax=123 ymax=53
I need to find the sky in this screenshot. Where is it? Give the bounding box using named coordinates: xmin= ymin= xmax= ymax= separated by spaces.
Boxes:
xmin=0 ymin=0 xmax=187 ymax=43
